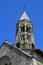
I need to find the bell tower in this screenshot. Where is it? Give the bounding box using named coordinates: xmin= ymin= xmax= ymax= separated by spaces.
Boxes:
xmin=15 ymin=11 xmax=35 ymax=50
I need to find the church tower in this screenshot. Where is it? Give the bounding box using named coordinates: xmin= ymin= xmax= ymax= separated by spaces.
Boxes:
xmin=0 ymin=10 xmax=43 ymax=65
xmin=15 ymin=11 xmax=35 ymax=50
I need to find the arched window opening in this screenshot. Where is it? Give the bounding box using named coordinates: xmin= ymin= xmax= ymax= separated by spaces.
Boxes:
xmin=26 ymin=26 xmax=31 ymax=33
xmin=27 ymin=34 xmax=31 ymax=40
xmin=32 ymin=44 xmax=35 ymax=49
xmin=21 ymin=26 xmax=25 ymax=32
xmin=16 ymin=43 xmax=20 ymax=48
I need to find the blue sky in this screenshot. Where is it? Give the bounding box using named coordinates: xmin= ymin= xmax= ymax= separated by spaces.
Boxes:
xmin=0 ymin=0 xmax=43 ymax=50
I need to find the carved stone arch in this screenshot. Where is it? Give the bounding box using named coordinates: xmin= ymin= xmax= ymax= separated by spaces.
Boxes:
xmin=0 ymin=55 xmax=12 ymax=65
xmin=16 ymin=42 xmax=20 ymax=48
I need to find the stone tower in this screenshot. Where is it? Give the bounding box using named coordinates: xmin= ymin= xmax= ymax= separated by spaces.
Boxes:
xmin=16 ymin=11 xmax=35 ymax=50
xmin=0 ymin=11 xmax=43 ymax=65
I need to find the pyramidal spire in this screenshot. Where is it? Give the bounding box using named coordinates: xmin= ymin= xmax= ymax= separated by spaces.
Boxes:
xmin=20 ymin=11 xmax=30 ymax=20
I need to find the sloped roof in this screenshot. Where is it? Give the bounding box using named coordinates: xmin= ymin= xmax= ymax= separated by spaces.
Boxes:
xmin=0 ymin=41 xmax=32 ymax=58
xmin=20 ymin=11 xmax=30 ymax=20
xmin=0 ymin=41 xmax=43 ymax=58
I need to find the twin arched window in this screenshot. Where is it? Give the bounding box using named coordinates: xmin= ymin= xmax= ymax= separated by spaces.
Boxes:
xmin=20 ymin=34 xmax=31 ymax=40
xmin=21 ymin=25 xmax=31 ymax=33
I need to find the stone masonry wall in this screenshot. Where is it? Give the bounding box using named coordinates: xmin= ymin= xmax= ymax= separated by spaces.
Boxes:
xmin=0 ymin=43 xmax=32 ymax=65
